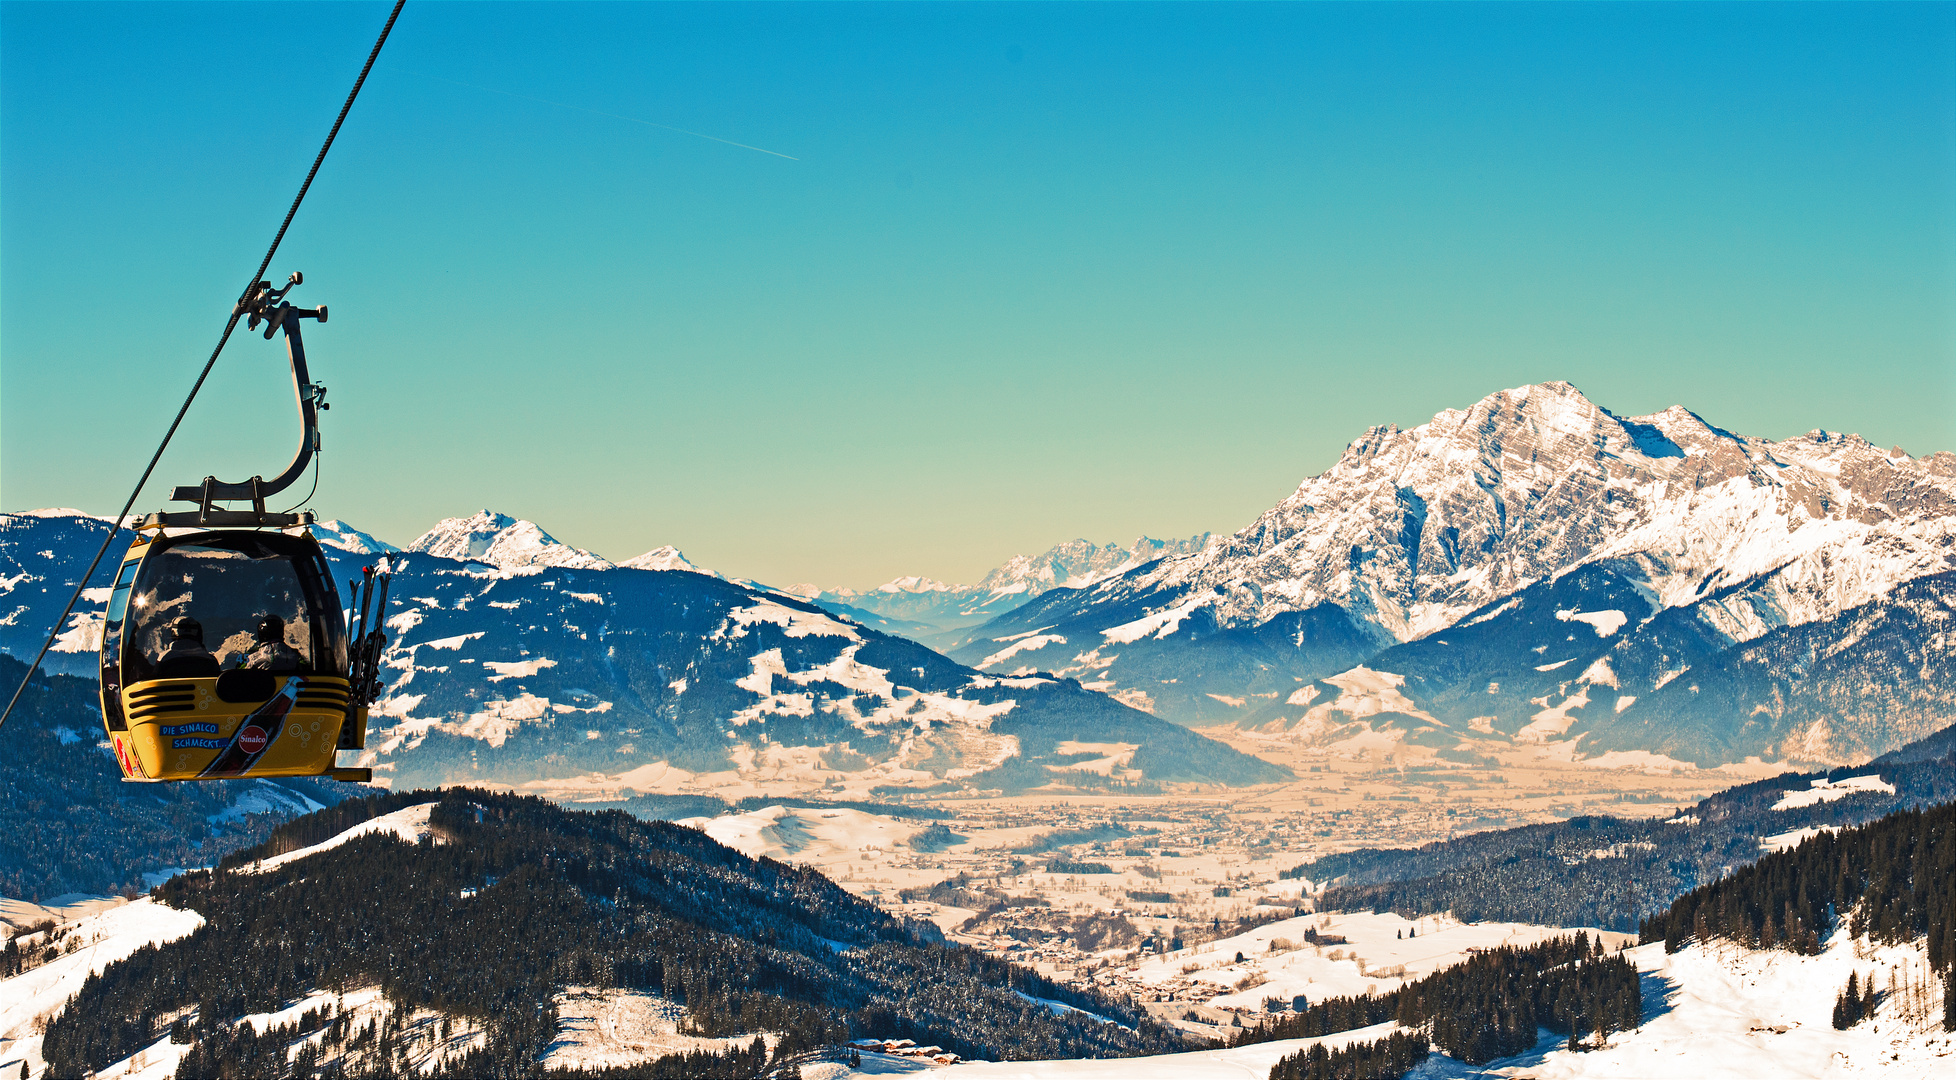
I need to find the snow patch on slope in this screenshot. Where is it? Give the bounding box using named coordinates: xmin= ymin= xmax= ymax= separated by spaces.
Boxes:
xmin=1771 ymin=774 xmax=1896 ymax=811
xmin=1102 ymin=592 xmax=1215 ymax=644
xmin=0 ymin=899 xmax=205 ymax=1076
xmin=240 ymin=802 xmax=439 ymax=874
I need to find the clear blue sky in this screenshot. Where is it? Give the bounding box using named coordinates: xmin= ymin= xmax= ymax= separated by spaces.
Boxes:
xmin=4 ymin=2 xmax=1952 ymax=588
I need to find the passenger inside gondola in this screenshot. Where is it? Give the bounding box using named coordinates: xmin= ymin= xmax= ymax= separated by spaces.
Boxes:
xmin=244 ymin=614 xmax=303 ymax=672
xmin=154 ymin=616 xmax=220 ymax=678
xmin=126 ymin=537 xmax=324 ymax=682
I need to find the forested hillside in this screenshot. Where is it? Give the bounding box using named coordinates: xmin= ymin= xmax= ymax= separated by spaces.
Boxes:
xmin=1877 ymin=722 xmax=1956 ymax=765
xmin=0 ymin=654 xmax=348 ymax=901
xmin=1235 ymin=933 xmax=1638 ymax=1070
xmin=40 ymin=789 xmax=1181 ymax=1078
xmin=1639 ymin=800 xmax=1955 ymax=977
xmin=1286 ymin=741 xmax=1956 ymax=931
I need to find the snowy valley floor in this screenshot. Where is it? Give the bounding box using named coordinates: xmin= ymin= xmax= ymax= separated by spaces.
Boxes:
xmin=819 ymin=933 xmax=1951 ymax=1080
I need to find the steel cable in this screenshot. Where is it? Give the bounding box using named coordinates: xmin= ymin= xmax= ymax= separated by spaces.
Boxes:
xmin=0 ymin=0 xmax=407 ymax=731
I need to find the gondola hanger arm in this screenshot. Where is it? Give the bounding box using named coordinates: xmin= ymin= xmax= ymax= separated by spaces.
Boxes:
xmin=160 ymin=273 xmax=330 ymax=517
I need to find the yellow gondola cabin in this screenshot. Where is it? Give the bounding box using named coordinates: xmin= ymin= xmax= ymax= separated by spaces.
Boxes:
xmin=98 ymin=527 xmax=370 ymax=780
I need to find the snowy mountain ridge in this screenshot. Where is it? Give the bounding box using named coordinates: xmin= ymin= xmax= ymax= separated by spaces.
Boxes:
xmin=405 ymin=510 xmax=615 ymax=571
xmin=335 ymin=513 xmax=1204 ymax=630
xmin=0 ymin=510 xmax=1280 ymax=795
xmin=390 ymin=510 xmax=718 ymax=579
xmin=1101 ymin=381 xmax=1954 ymax=643
xmin=617 ymin=545 xmax=719 ymax=577
xmin=308 ymin=519 xmax=400 ymax=556
xmin=949 ymin=382 xmax=1956 ymax=765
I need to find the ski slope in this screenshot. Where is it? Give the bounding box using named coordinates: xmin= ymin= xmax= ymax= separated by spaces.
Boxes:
xmin=1128 ymin=911 xmax=1634 ymax=1012
xmin=239 ymin=801 xmax=440 ymax=873
xmin=0 ymin=899 xmax=205 ymax=1079
xmin=1413 ymin=934 xmax=1951 ymax=1078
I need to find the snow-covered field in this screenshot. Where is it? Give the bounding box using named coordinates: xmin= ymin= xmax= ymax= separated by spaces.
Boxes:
xmin=0 ymin=893 xmax=130 ymax=934
xmin=675 ymin=804 xmax=924 ymax=865
xmin=816 ymin=927 xmax=1951 ymax=1079
xmin=540 ymin=986 xmax=775 ymax=1071
xmin=0 ymin=898 xmax=206 ymax=1079
xmin=1771 ymin=774 xmax=1897 ymax=812
xmin=808 ymin=1023 xmax=1401 ymax=1079
xmin=1128 ymin=911 xmax=1634 ymax=1014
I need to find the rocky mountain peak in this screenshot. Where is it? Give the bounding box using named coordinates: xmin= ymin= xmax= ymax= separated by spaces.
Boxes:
xmin=976 ymin=536 xmax=1212 ymax=596
xmin=307 ymin=519 xmax=401 ymax=556
xmin=1103 ymin=381 xmax=1956 ymax=642
xmin=876 ymin=576 xmax=958 ymax=595
xmin=618 ymin=545 xmax=716 ymax=577
xmin=407 ymin=510 xmax=613 ymax=571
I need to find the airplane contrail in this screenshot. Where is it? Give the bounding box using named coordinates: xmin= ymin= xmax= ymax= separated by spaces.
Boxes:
xmin=409 ymin=70 xmax=800 ymax=161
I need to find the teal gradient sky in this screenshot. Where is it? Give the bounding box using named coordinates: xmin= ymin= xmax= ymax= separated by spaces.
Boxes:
xmin=4 ymin=2 xmax=1952 ymax=588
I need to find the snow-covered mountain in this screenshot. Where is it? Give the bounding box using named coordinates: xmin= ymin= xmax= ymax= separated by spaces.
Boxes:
xmin=307 ymin=519 xmax=400 ymax=556
xmin=950 ymin=382 xmax=1956 ymax=765
xmin=618 ymin=545 xmax=719 ymax=577
xmin=406 ymin=511 xmax=724 ymax=579
xmin=0 ymin=510 xmax=1284 ymax=795
xmin=406 ymin=510 xmax=614 ymax=570
xmin=0 ymin=510 xmax=129 ymax=677
xmin=789 ymin=535 xmax=1211 ymax=639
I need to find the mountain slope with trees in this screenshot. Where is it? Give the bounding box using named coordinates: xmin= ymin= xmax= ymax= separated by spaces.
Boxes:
xmin=1287 ymin=732 xmax=1956 ymax=931
xmin=39 ymin=789 xmax=1182 ymax=1078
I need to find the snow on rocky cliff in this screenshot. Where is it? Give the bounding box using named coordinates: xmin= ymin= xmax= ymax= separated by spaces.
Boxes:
xmin=1115 ymin=382 xmax=1954 ymax=642
xmin=949 ymin=382 xmax=1956 ymax=763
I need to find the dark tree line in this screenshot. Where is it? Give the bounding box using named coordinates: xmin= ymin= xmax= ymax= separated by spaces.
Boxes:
xmin=39 ymin=789 xmax=1181 ymax=1079
xmin=1290 ymin=750 xmax=1956 ymax=932
xmin=1231 ymin=934 xmax=1640 ymax=1065
xmin=1268 ymin=1031 xmax=1430 ymax=1080
xmin=1638 ymin=799 xmax=1956 ymax=1033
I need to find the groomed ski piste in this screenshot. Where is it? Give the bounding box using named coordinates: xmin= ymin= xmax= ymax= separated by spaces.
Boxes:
xmin=5 ymin=802 xmax=1950 ymax=1079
